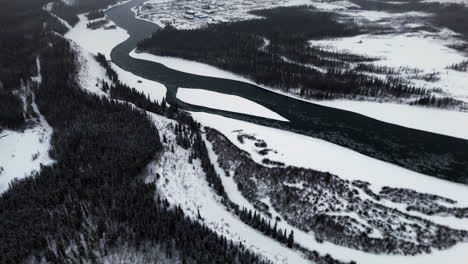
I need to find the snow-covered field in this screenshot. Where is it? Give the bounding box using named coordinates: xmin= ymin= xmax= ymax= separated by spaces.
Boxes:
xmin=0 ymin=104 xmax=54 ymax=194
xmin=177 ymin=88 xmax=288 ymax=121
xmin=65 ymin=14 xmax=129 ymax=59
xmin=313 ymin=99 xmax=468 ymax=140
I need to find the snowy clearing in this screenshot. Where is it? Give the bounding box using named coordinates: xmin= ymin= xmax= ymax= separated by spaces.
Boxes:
xmin=65 ymin=14 xmax=129 ymax=59
xmin=313 ymin=99 xmax=468 ymax=140
xmin=145 ymin=114 xmax=309 ymax=264
xmin=0 ymin=104 xmax=54 ymax=194
xmin=177 ymin=88 xmax=288 ymax=122
xmin=190 ymin=112 xmax=468 ymax=208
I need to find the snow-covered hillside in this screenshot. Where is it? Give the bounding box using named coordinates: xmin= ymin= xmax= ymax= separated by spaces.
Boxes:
xmin=144 ymin=113 xmax=310 ymax=264
xmin=0 ymin=104 xmax=54 ymax=193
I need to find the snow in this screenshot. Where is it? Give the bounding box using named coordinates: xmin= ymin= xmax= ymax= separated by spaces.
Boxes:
xmin=130 ymin=50 xmax=258 ymax=85
xmin=313 ymin=99 xmax=468 ymax=140
xmin=310 ymin=33 xmax=468 ymax=103
xmin=0 ymin=104 xmax=54 ymax=194
xmin=61 ymin=0 xmax=76 ymax=6
xmin=72 ymin=43 xmax=111 ymax=96
xmin=190 ymin=112 xmax=468 ymax=208
xmin=193 ymin=112 xmax=468 ymax=264
xmin=31 ymin=57 xmax=43 ymax=84
xmin=66 ymin=12 xmax=167 ymax=102
xmin=65 ymin=14 xmax=129 ymax=59
xmin=177 ymin=88 xmax=288 ymax=122
xmin=424 ymin=0 xmax=468 ymax=5
xmin=112 ymin=63 xmax=167 ymax=102
xmin=310 ymin=33 xmax=466 ymax=72
xmin=144 ymin=114 xmax=310 ymax=264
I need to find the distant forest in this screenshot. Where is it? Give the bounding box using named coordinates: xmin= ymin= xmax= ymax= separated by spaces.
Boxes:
xmin=0 ymin=1 xmax=270 ymax=263
xmin=138 ymin=7 xmax=428 ymax=100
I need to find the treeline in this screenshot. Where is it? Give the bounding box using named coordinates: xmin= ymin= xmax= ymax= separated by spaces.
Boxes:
xmin=238 ymin=207 xmax=294 ymax=248
xmin=138 ymin=6 xmax=426 ymax=100
xmin=86 ymin=10 xmax=105 ymax=20
xmin=410 ymin=95 xmax=465 ymax=108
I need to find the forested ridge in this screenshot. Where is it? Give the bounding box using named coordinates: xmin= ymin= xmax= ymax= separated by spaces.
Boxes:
xmin=138 ymin=7 xmax=428 ymax=100
xmin=0 ymin=1 xmax=271 ymax=263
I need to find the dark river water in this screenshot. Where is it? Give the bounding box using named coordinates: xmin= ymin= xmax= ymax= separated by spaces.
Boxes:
xmin=106 ymin=0 xmax=468 ymax=184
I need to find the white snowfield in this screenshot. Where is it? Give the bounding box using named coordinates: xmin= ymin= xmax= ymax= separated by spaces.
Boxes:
xmin=112 ymin=63 xmax=167 ymax=102
xmin=191 ymin=112 xmax=468 ymax=264
xmin=177 ymin=88 xmax=288 ymax=122
xmin=73 ymin=42 xmax=112 ymax=97
xmin=0 ymin=104 xmax=54 ymax=194
xmin=65 ymin=14 xmax=129 ymax=59
xmin=313 ymin=99 xmax=468 ymax=140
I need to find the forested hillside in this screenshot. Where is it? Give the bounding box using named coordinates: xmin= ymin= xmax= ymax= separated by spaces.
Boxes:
xmin=0 ymin=1 xmax=270 ymax=263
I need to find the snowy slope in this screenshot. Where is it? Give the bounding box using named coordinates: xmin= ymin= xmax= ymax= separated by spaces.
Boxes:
xmin=73 ymin=43 xmax=112 ymax=96
xmin=0 ymin=104 xmax=54 ymax=193
xmin=144 ymin=114 xmax=310 ymax=264
xmin=177 ymin=88 xmax=288 ymax=122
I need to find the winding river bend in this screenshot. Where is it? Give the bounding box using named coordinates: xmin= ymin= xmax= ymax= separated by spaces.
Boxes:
xmin=106 ymin=0 xmax=468 ymax=184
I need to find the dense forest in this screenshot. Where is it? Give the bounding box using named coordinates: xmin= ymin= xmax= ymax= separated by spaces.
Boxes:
xmin=138 ymin=6 xmax=428 ymax=100
xmin=0 ymin=1 xmax=271 ymax=263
